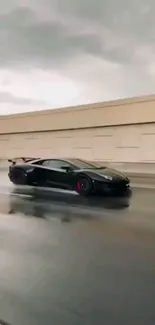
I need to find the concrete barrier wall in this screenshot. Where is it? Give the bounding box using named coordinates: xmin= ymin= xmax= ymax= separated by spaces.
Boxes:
xmin=0 ymin=94 xmax=155 ymax=163
xmin=1 ymin=94 xmax=155 ymax=134
xmin=0 ymin=123 xmax=155 ymax=162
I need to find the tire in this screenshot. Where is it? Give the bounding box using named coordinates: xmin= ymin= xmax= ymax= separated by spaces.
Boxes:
xmin=13 ymin=169 xmax=28 ymax=185
xmin=122 ymin=198 xmax=130 ymax=208
xmin=76 ymin=176 xmax=92 ymax=196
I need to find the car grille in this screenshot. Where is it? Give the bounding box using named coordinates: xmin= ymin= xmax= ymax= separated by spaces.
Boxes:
xmin=112 ymin=180 xmax=129 ymax=192
xmin=101 ymin=179 xmax=129 ymax=193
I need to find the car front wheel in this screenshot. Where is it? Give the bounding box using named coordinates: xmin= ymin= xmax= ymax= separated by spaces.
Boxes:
xmin=76 ymin=176 xmax=92 ymax=196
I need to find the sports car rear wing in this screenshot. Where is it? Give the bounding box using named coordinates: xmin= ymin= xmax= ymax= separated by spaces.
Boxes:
xmin=8 ymin=157 xmax=40 ymax=164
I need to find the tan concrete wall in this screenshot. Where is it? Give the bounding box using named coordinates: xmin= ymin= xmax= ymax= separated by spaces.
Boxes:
xmin=0 ymin=94 xmax=155 ymax=162
xmin=0 ymin=123 xmax=155 ymax=163
xmin=0 ymin=94 xmax=155 ymax=134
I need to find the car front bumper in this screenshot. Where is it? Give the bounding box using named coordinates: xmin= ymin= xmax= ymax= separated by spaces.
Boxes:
xmin=94 ymin=180 xmax=132 ymax=197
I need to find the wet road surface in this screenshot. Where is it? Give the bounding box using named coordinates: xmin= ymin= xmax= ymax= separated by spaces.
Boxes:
xmin=0 ymin=172 xmax=155 ymax=325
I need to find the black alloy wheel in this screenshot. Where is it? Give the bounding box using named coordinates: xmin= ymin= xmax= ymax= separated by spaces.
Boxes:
xmin=76 ymin=176 xmax=92 ymax=196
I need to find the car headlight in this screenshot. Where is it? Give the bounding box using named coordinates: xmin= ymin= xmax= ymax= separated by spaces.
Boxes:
xmin=104 ymin=175 xmax=113 ymax=181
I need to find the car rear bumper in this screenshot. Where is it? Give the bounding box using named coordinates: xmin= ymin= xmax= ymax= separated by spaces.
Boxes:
xmin=8 ymin=172 xmax=13 ymax=182
xmin=8 ymin=172 xmax=17 ymax=184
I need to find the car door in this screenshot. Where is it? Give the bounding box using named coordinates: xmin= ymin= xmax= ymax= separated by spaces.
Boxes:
xmin=41 ymin=159 xmax=75 ymax=190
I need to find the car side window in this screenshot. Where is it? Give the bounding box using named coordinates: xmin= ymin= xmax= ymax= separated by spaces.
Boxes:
xmin=42 ymin=159 xmax=72 ymax=169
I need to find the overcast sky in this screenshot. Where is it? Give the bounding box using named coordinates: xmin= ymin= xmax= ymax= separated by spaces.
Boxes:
xmin=0 ymin=0 xmax=155 ymax=114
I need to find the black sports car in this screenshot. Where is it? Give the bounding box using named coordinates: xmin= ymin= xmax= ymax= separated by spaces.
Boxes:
xmin=8 ymin=157 xmax=131 ymax=197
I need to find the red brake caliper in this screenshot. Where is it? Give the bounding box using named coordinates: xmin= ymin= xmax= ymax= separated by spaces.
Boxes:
xmin=77 ymin=181 xmax=81 ymax=190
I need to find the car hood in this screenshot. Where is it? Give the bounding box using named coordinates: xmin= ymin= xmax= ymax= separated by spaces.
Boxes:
xmin=87 ymin=167 xmax=129 ymax=182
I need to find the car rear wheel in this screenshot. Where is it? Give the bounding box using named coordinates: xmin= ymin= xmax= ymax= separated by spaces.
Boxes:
xmin=76 ymin=176 xmax=92 ymax=196
xmin=13 ymin=169 xmax=28 ymax=185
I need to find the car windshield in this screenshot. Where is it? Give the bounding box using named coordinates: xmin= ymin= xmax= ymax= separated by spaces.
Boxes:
xmin=71 ymin=159 xmax=105 ymax=169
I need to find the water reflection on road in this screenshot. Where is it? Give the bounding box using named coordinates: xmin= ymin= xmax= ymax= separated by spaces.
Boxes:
xmin=0 ymin=183 xmax=154 ymax=230
xmin=0 ymin=172 xmax=154 ymax=325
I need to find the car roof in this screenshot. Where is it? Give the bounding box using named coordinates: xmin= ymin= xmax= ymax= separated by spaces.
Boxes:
xmin=31 ymin=157 xmax=82 ymax=163
xmin=29 ymin=157 xmax=91 ymax=167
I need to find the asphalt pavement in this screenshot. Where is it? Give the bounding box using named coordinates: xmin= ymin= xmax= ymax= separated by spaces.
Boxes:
xmin=0 ymin=172 xmax=155 ymax=325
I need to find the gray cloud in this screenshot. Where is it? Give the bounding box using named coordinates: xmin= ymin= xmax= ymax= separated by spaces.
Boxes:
xmin=0 ymin=91 xmax=46 ymax=105
xmin=0 ymin=0 xmax=155 ymax=70
xmin=0 ymin=0 xmax=155 ymax=112
xmin=0 ymin=6 xmax=94 ymax=68
xmin=49 ymin=0 xmax=155 ymax=41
